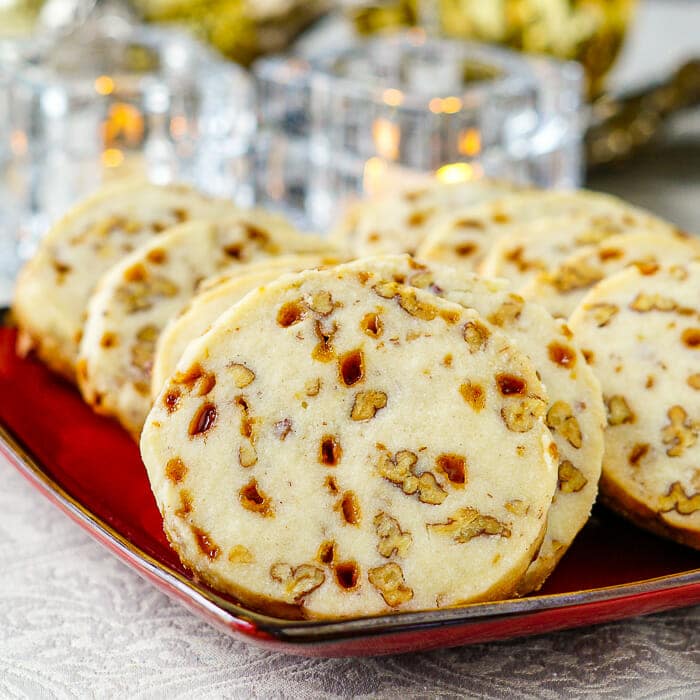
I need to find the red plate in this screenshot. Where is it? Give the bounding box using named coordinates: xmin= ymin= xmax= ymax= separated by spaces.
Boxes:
xmin=0 ymin=325 xmax=698 ymax=656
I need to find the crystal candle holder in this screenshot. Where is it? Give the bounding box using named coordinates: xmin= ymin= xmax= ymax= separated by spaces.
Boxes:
xmin=0 ymin=20 xmax=255 ymax=271
xmin=254 ymin=31 xmax=583 ymax=230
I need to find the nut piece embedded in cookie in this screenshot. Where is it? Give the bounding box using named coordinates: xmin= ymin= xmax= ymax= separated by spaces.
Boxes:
xmin=368 ymin=563 xmax=414 ymax=607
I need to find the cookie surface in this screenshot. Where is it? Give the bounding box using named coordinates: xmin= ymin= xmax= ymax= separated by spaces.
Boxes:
xmin=521 ymin=231 xmax=700 ymax=319
xmin=141 ymin=266 xmax=557 ymax=619
xmin=152 ymin=254 xmax=341 ymax=395
xmin=78 ymin=215 xmax=335 ymax=438
xmin=569 ymin=263 xmax=700 ymax=548
xmin=479 ymin=214 xmax=679 ymax=291
xmin=339 ymin=255 xmax=605 ymax=593
xmin=12 ymin=181 xmax=238 ymax=380
xmin=417 ymin=190 xmax=673 ymax=273
xmin=332 ymin=179 xmax=522 ymax=258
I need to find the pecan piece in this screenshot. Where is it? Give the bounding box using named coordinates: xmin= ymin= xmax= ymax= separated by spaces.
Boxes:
xmin=587 ymin=302 xmax=618 ymax=327
xmin=557 ymin=460 xmax=588 ymax=493
xmin=351 ymin=390 xmax=387 ymax=421
xmin=629 ymin=293 xmax=677 ymax=312
xmin=501 ymin=396 xmax=546 ymax=432
xmin=230 ymin=363 xmax=255 ymax=388
xmin=463 ymin=320 xmax=490 ymax=352
xmin=661 ymin=405 xmax=698 ymax=457
xmin=658 ymin=482 xmax=700 ymax=515
xmin=368 ymin=563 xmax=414 ymax=607
xmin=270 ymin=563 xmax=325 ymax=602
xmin=546 ymin=401 xmax=583 ymax=449
xmin=427 ymin=508 xmax=511 ymax=542
xmin=605 ymin=395 xmax=635 ymax=426
xmin=374 ymin=512 xmax=412 ymax=558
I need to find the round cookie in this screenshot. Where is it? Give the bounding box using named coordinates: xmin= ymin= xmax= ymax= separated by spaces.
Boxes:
xmin=479 ymin=214 xmax=680 ymax=291
xmin=78 ymin=215 xmax=335 ymax=438
xmin=569 ymin=263 xmax=700 ymax=549
xmin=151 ymin=254 xmax=341 ymax=395
xmin=417 ymin=190 xmax=674 ymax=273
xmin=141 ymin=266 xmax=558 ymax=619
xmin=12 ymin=180 xmax=239 ymax=380
xmin=338 ymin=255 xmax=605 ymax=593
xmin=520 ymin=231 xmax=700 ymax=319
xmin=332 ymin=179 xmax=522 ymax=258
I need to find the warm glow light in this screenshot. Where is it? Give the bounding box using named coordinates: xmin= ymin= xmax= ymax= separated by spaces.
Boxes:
xmin=94 ymin=75 xmax=115 ymax=96
xmin=428 ymin=98 xmax=443 ymax=114
xmin=382 ymin=88 xmax=404 ymax=107
xmin=363 ymin=157 xmax=388 ymax=196
xmin=442 ymin=96 xmax=462 ymax=114
xmin=436 ymin=162 xmax=476 ymax=184
xmin=102 ymin=148 xmax=124 ymax=168
xmin=103 ymin=103 xmax=144 ymax=146
xmin=170 ymin=115 xmax=188 ymax=138
xmin=459 ymin=128 xmax=482 ymax=156
xmin=10 ymin=130 xmax=27 ymax=156
xmin=372 ymin=118 xmax=400 ymax=161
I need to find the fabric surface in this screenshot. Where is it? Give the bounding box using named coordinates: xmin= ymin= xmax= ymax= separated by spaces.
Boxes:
xmin=0 ymin=460 xmax=699 ymax=698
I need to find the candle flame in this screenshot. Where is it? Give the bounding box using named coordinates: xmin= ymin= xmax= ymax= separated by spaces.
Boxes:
xmin=94 ymin=75 xmax=115 ymax=96
xmin=459 ymin=128 xmax=481 ymax=156
xmin=372 ymin=118 xmax=400 ymax=161
xmin=435 ymin=162 xmax=481 ymax=184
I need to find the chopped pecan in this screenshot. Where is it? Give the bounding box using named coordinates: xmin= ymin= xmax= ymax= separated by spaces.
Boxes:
xmin=368 ymin=563 xmax=414 ymax=607
xmin=501 ymin=396 xmax=546 ymax=432
xmin=307 ymin=290 xmax=335 ymax=315
xmin=374 ymin=512 xmax=412 ymax=558
xmin=658 ymin=482 xmax=700 ymax=515
xmin=351 ymin=390 xmax=387 ymax=421
xmin=661 ymin=405 xmax=698 ymax=457
xmin=558 ymin=460 xmax=588 ymax=493
xmin=605 ymin=395 xmax=635 ymax=426
xmin=270 ymin=563 xmax=325 ymax=601
xmin=427 ymin=507 xmax=511 ymax=542
xmin=230 ymin=363 xmax=255 ymax=388
xmin=228 ymin=545 xmax=253 ymax=564
xmin=629 ymin=293 xmax=677 ymax=312
xmin=587 ymin=302 xmax=618 ymax=327
xmin=546 ymin=401 xmax=583 ymax=448
xmin=487 ymin=295 xmax=524 ymax=327
xmin=463 ymin=320 xmax=490 ymax=352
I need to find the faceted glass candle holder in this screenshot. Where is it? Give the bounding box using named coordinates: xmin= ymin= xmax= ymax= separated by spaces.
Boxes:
xmin=254 ymin=31 xmax=583 ymax=230
xmin=0 ymin=21 xmax=255 ymax=271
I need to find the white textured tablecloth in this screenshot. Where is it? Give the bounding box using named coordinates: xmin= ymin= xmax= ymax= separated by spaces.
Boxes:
xmin=3 ymin=2 xmax=700 ymax=696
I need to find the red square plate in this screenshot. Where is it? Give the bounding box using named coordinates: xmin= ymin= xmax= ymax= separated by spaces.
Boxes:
xmin=0 ymin=324 xmax=698 ymax=657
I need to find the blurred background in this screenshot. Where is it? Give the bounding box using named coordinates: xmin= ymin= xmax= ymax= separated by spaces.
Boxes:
xmin=0 ymin=0 xmax=698 ymax=301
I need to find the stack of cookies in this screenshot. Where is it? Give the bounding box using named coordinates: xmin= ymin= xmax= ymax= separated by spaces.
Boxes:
xmin=12 ymin=176 xmax=700 ymax=620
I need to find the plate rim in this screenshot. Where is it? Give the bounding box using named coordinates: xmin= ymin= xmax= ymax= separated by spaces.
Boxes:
xmin=2 ymin=415 xmax=699 ymax=647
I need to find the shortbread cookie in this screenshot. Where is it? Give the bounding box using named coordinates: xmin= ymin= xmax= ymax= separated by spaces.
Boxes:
xmin=152 ymin=254 xmax=341 ymax=395
xmin=141 ymin=266 xmax=558 ymax=619
xmin=78 ymin=216 xmax=335 ymax=438
xmin=479 ymin=215 xmax=680 ymax=291
xmin=337 ymin=255 xmax=605 ymax=593
xmin=12 ymin=180 xmax=239 ymax=380
xmin=521 ymin=231 xmax=700 ymax=319
xmin=418 ymin=190 xmax=675 ymax=272
xmin=569 ymin=263 xmax=700 ymax=549
xmin=332 ymin=179 xmax=522 ymax=258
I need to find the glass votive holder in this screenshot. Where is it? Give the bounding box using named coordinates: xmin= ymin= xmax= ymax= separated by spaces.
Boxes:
xmin=254 ymin=31 xmax=584 ymax=231
xmin=0 ymin=19 xmax=255 ymax=269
